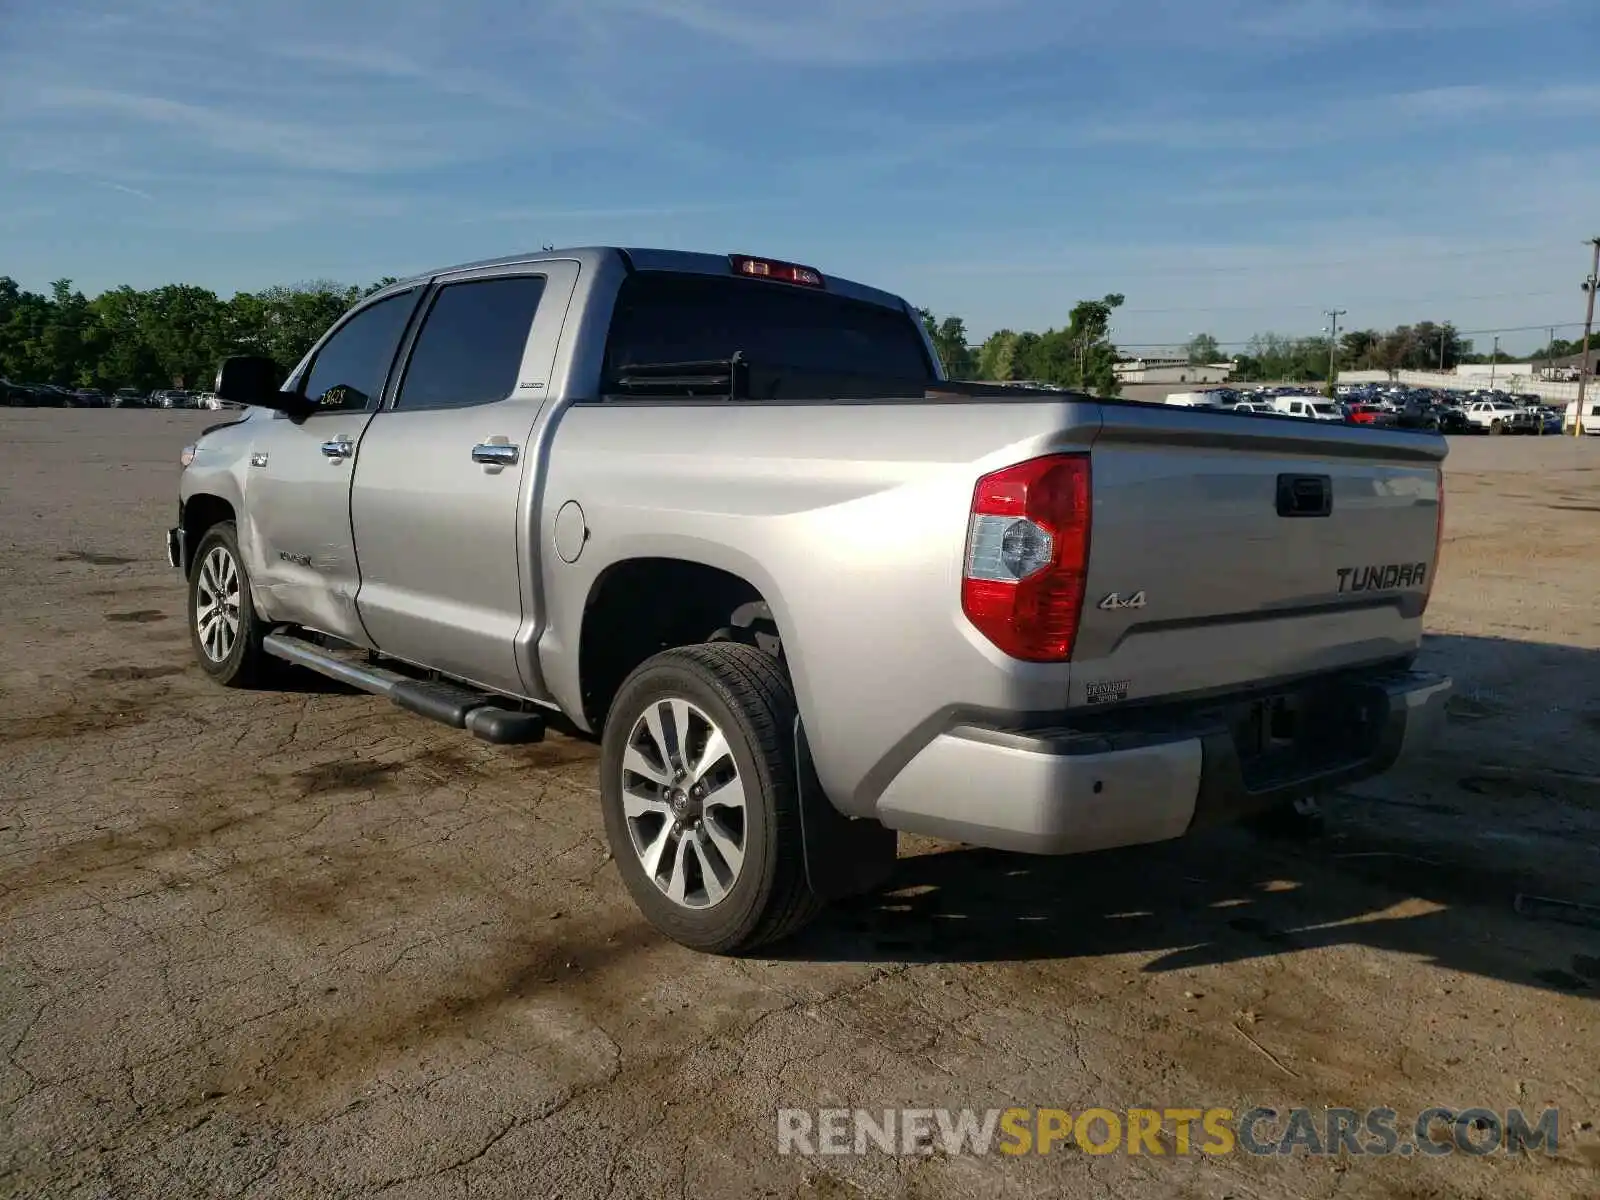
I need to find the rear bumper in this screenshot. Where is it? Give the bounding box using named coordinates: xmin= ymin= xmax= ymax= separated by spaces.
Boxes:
xmin=873 ymin=668 xmax=1450 ymax=855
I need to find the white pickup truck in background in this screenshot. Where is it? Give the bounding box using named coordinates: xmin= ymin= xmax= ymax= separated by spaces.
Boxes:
xmin=1271 ymin=396 xmax=1345 ymax=421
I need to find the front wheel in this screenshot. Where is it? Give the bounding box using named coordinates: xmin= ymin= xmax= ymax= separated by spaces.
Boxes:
xmin=187 ymin=522 xmax=272 ymax=687
xmin=599 ymin=642 xmax=822 ymax=953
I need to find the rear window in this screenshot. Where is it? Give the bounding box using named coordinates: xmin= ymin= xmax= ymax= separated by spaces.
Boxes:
xmin=603 ymin=272 xmax=934 ymax=400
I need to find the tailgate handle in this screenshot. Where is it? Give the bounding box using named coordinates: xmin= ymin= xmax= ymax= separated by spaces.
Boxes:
xmin=1276 ymin=474 xmax=1332 ymax=518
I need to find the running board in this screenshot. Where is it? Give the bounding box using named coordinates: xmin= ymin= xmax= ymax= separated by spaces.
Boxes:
xmin=262 ymin=632 xmax=546 ymax=745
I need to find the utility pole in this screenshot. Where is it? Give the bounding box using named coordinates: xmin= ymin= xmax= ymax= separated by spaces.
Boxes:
xmin=1324 ymin=308 xmax=1346 ymax=394
xmin=1575 ymin=236 xmax=1600 ymax=436
xmin=1439 ymin=332 xmax=1447 ymax=371
xmin=1489 ymin=335 xmax=1500 ymax=392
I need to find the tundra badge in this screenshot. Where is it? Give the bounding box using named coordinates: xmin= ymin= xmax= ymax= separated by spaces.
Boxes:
xmin=1336 ymin=563 xmax=1427 ymax=593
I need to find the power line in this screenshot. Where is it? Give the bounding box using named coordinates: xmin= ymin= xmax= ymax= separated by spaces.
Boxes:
xmin=1112 ymin=319 xmax=1598 ymax=351
xmin=1120 ymin=289 xmax=1568 ymax=315
xmin=941 ymin=241 xmax=1578 ymax=281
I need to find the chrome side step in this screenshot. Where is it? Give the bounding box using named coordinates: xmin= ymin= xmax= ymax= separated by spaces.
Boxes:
xmin=263 ymin=632 xmax=409 ymax=697
xmin=263 ymin=632 xmax=546 ymax=744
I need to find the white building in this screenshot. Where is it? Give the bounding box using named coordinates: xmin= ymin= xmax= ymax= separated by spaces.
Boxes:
xmin=1113 ymin=358 xmax=1236 ymax=385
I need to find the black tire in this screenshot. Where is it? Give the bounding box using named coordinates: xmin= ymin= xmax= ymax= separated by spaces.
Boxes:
xmin=1489 ymin=419 xmax=1503 ymax=436
xmin=1244 ymin=794 xmax=1327 ymax=840
xmin=187 ymin=521 xmax=272 ymax=688
xmin=600 ymin=642 xmax=822 ymax=953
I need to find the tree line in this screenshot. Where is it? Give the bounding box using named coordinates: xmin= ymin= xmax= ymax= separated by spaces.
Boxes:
xmin=0 ymin=270 xmax=1552 ymax=395
xmin=921 ymin=294 xmax=1127 ymax=394
xmin=928 ymin=310 xmax=1507 ymax=388
xmin=0 ymin=276 xmax=396 ymax=393
xmin=1222 ymin=321 xmax=1479 ymax=383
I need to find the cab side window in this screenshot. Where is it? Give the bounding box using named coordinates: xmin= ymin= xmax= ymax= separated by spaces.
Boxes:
xmin=393 ymin=276 xmax=547 ymax=411
xmin=297 ymin=292 xmax=417 ymax=414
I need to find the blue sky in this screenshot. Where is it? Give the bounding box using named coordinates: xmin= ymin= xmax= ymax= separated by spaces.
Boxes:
xmin=2 ymin=0 xmax=1597 ymax=353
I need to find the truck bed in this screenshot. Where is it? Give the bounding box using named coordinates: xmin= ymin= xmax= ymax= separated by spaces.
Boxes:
xmin=540 ymin=388 xmax=1445 ymax=816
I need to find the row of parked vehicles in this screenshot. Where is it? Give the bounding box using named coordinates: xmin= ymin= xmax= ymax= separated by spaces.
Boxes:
xmin=1 ymin=381 xmax=234 ymax=409
xmin=1338 ymin=385 xmax=1570 ymax=435
xmin=1164 ymin=385 xmax=1570 ymax=435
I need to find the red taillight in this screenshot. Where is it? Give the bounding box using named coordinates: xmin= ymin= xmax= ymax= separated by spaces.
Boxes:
xmin=729 ymin=254 xmax=824 ymax=287
xmin=961 ymin=454 xmax=1092 ymax=662
xmin=1422 ymin=470 xmax=1444 ymax=612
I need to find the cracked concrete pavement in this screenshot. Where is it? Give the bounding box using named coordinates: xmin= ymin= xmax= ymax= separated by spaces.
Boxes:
xmin=1 ymin=410 xmax=1597 ymax=1198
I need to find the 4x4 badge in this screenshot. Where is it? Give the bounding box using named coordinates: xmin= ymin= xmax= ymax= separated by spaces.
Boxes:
xmin=1097 ymin=590 xmax=1147 ymax=611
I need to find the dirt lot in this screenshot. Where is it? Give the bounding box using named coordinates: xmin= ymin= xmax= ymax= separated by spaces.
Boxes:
xmin=2 ymin=410 xmax=1597 ymax=1199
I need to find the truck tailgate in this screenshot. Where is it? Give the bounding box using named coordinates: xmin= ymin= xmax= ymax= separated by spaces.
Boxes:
xmin=1072 ymin=404 xmax=1445 ymax=708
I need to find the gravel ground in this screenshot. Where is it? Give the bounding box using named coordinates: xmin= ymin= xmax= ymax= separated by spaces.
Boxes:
xmin=1 ymin=410 xmax=1597 ymax=1199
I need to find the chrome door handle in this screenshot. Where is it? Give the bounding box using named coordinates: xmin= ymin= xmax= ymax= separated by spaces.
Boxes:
xmin=321 ymin=437 xmax=354 ymax=459
xmin=471 ymin=443 xmax=519 ymax=466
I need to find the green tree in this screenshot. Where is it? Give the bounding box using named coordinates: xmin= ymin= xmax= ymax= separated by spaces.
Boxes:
xmin=1185 ymin=332 xmax=1221 ymax=364
xmin=1063 ymin=293 xmax=1125 ymax=394
xmin=976 ymin=329 xmax=1021 ymax=381
xmin=919 ymin=309 xmax=975 ymax=378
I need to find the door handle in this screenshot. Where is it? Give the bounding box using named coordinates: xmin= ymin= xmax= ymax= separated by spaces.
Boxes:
xmin=1276 ymin=473 xmax=1332 ymax=517
xmin=471 ymin=443 xmax=520 ymax=466
xmin=321 ymin=437 xmax=354 ymax=460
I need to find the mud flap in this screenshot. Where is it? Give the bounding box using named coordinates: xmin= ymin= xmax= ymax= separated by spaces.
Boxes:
xmin=794 ymin=717 xmax=898 ymax=900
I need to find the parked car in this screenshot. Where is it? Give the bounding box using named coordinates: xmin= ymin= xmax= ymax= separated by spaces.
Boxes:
xmin=167 ymin=245 xmax=1451 ymax=953
xmin=0 ymin=378 xmax=34 ymax=406
xmin=1463 ymin=400 xmax=1530 ymax=435
xmin=1564 ymin=400 xmax=1600 ymax=435
xmin=111 ymin=388 xmax=147 ymax=408
xmin=1346 ymin=404 xmax=1394 ymax=427
xmin=1271 ymin=396 xmax=1344 ymax=421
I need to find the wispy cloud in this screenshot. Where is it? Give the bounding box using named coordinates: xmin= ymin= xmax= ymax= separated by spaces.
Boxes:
xmin=588 ymin=0 xmax=1066 ymax=65
xmin=91 ymin=179 xmax=156 ymax=202
xmin=1236 ymin=0 xmax=1569 ymax=40
xmin=1062 ymin=82 xmax=1600 ymax=151
xmin=453 ymin=202 xmax=747 ymax=225
xmin=33 ymin=86 xmax=459 ymax=173
xmin=0 ymin=0 xmax=1593 ymax=350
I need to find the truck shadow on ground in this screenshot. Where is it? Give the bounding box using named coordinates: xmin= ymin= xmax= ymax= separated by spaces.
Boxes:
xmin=780 ymin=634 xmax=1600 ymax=998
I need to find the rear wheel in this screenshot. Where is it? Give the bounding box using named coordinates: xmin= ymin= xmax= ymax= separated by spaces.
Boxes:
xmin=1245 ymin=794 xmax=1326 ymax=840
xmin=600 ymin=642 xmax=821 ymax=953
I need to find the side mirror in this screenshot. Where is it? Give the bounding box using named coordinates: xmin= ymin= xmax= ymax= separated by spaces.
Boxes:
xmin=214 ymin=355 xmax=310 ymax=418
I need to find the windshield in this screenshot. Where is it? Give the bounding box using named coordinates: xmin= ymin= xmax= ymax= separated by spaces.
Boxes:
xmin=604 ymin=272 xmax=935 ymax=400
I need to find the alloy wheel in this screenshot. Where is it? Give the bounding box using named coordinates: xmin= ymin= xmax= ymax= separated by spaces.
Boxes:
xmin=620 ymin=698 xmax=747 ymax=909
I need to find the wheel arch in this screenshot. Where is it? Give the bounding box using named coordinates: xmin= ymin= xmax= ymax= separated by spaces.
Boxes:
xmin=576 ymin=555 xmax=781 ymax=732
xmin=181 ymin=493 xmax=237 ymax=578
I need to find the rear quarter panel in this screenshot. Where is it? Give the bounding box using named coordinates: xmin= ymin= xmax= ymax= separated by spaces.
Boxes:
xmin=535 ymin=397 xmax=1103 ymax=816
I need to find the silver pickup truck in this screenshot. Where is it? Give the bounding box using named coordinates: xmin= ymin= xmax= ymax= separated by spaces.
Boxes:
xmin=169 ymin=246 xmax=1450 ymax=953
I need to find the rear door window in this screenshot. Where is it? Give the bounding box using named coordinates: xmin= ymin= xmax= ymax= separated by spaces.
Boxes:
xmin=603 ymin=272 xmax=934 ymax=400
xmin=394 ymin=276 xmax=547 ymax=411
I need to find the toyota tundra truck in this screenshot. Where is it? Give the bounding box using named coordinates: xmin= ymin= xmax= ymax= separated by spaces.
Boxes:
xmin=168 ymin=246 xmax=1450 ymax=953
